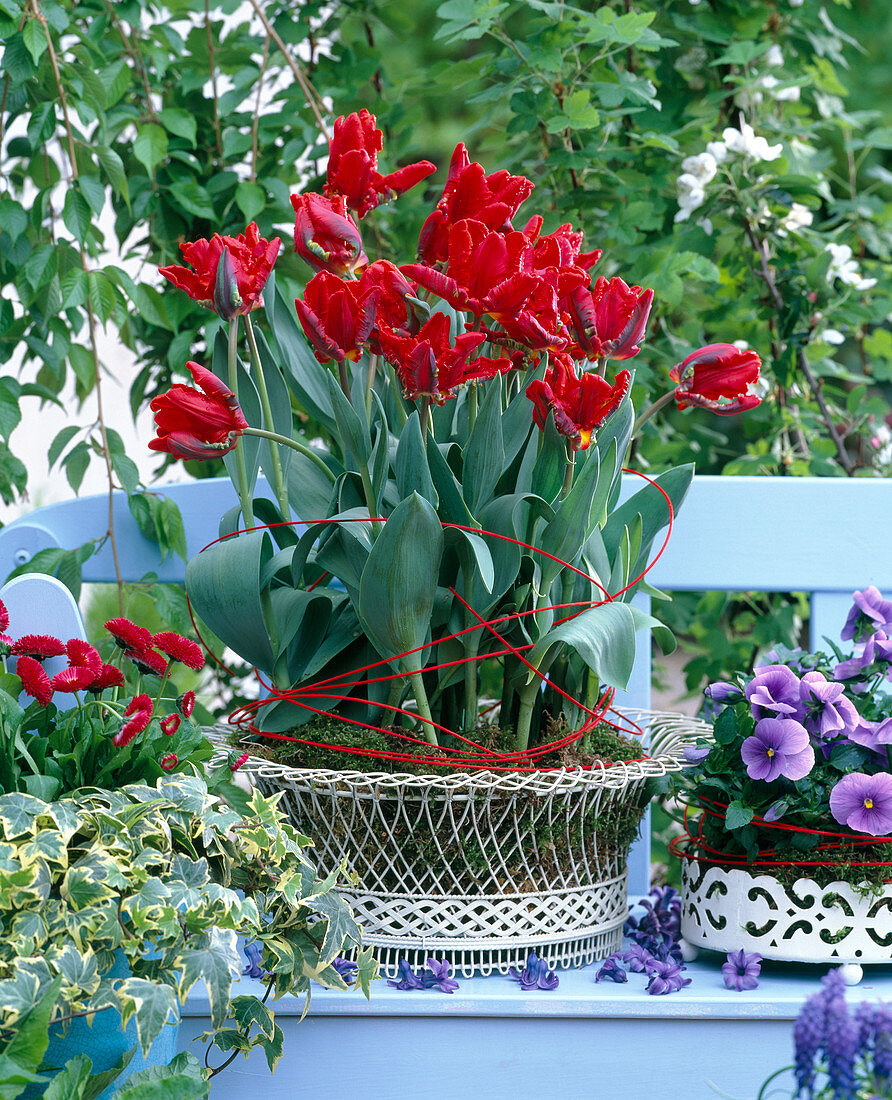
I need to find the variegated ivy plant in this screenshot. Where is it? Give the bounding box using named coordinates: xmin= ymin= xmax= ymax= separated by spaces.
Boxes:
xmin=0 ymin=776 xmax=373 ymax=1085
xmin=151 ymin=116 xmax=763 ymax=756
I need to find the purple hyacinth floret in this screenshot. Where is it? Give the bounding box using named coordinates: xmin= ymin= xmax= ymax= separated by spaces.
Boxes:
xmin=746 ymin=664 xmax=803 ymax=720
xmin=242 ymin=941 xmax=272 ymax=980
xmin=645 ymin=959 xmax=690 ymax=996
xmin=622 ymin=944 xmax=655 ymax=973
xmin=793 ymin=983 xmax=827 ymax=1095
xmin=387 ymin=959 xmax=426 ymax=990
xmin=721 ymin=949 xmax=762 ymax=991
xmin=423 ymin=958 xmax=459 ymax=994
xmin=625 ymin=886 xmax=682 ymax=955
xmin=841 ymin=586 xmax=892 ymax=642
xmin=875 ymin=1006 xmax=892 ymax=1084
xmin=594 ymin=952 xmax=628 ymax=983
xmin=508 ymin=951 xmax=559 ymax=990
xmin=829 ymin=772 xmax=892 ymax=836
xmin=331 ymin=957 xmax=358 ymax=984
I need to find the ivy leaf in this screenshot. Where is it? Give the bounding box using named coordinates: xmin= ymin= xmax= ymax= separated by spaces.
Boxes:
xmin=116 ymin=978 xmax=178 ymax=1057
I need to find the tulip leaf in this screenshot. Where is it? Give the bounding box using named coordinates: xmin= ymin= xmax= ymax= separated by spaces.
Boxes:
xmin=530 ymin=412 xmax=567 ymax=505
xmin=326 ymin=372 xmax=370 ymax=465
xmin=463 ymin=375 xmax=505 ymax=516
xmin=501 ymin=379 xmax=537 ymax=470
xmin=395 ymin=411 xmax=438 ymax=507
xmin=603 ymin=464 xmax=694 ymax=566
xmin=426 ymin=439 xmax=476 ymax=526
xmin=595 ymin=392 xmax=634 ymax=499
xmin=266 ymin=274 xmax=336 ymax=433
xmin=286 ymin=449 xmax=336 ymax=524
xmin=357 ymin=493 xmax=444 ymax=663
xmin=538 ymin=443 xmax=602 ymax=587
xmin=184 ymin=531 xmax=277 ymax=673
xmin=252 ymin=324 xmax=295 ymax=489
xmin=527 ymin=601 xmax=639 ymax=690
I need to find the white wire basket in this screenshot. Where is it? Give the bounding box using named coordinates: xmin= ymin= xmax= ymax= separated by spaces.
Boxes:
xmin=211 ymin=711 xmax=700 ymax=977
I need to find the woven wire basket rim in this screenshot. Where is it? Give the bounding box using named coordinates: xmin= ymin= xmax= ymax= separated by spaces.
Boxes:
xmin=207 ymin=708 xmax=708 ymax=796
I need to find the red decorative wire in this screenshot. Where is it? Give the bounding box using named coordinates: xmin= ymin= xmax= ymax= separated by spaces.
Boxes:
xmin=670 ymin=797 xmax=892 ymax=879
xmin=189 ymin=467 xmax=675 ymax=772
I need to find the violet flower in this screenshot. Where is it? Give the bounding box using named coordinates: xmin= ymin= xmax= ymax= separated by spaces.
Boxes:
xmin=799 ymin=671 xmax=860 ymax=738
xmin=848 ymin=715 xmax=892 ymax=756
xmin=645 ymin=959 xmax=691 ymax=996
xmin=829 ymin=772 xmax=892 ymax=836
xmin=331 ymin=957 xmax=358 ymax=984
xmin=594 ymin=953 xmax=628 ymax=983
xmin=683 ymin=743 xmax=712 ymax=765
xmin=387 ymin=959 xmax=426 ymax=990
xmin=824 ymin=981 xmax=859 ymax=1099
xmin=625 ymin=886 xmax=682 ymax=954
xmin=745 ymin=664 xmax=803 ymax=720
xmin=622 ymin=944 xmax=655 ymax=973
xmin=242 ymin=941 xmax=272 ymax=980
xmin=423 ymin=958 xmax=459 ymax=994
xmin=741 ymin=717 xmax=815 ymax=782
xmin=704 ymin=681 xmax=743 ymax=703
xmin=841 ymin=586 xmax=892 ymax=642
xmin=508 ymin=951 xmax=559 ymax=990
xmin=721 ymin=949 xmax=762 ymax=991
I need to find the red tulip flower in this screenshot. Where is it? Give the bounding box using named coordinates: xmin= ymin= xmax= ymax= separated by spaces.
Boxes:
xmin=325 ymin=109 xmax=436 ymax=218
xmin=149 ymin=361 xmax=248 ymax=461
xmin=565 ymin=276 xmax=654 ymax=361
xmin=417 ymin=143 xmax=535 ymax=264
xmin=291 ymin=192 xmax=368 ymax=277
xmin=671 ymin=343 xmax=762 ymax=415
xmin=527 ymin=361 xmax=631 ymax=450
xmin=294 ymin=272 xmax=381 ymax=364
xmin=378 ymin=312 xmax=510 ymax=404
xmin=159 ymin=222 xmax=280 ymax=316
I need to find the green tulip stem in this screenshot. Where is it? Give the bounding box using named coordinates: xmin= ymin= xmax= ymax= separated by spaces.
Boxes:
xmin=243 ymin=314 xmax=291 ymax=521
xmin=365 ymin=353 xmax=378 ymax=418
xmin=463 ymin=632 xmax=480 ymax=732
xmin=405 ymin=662 xmax=438 ymax=745
xmin=227 ymin=317 xmax=255 ymax=530
xmin=337 ymin=359 xmax=352 ymax=402
xmin=467 ymin=384 xmax=478 ymax=434
xmin=242 ymin=427 xmax=336 ymax=483
xmin=582 ymin=670 xmax=600 ymax=753
xmin=632 ymin=389 xmax=676 ymax=439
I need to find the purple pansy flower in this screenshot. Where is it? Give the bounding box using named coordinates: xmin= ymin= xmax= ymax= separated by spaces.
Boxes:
xmin=848 ymin=716 xmax=892 ymax=755
xmin=645 ymin=959 xmax=691 ymax=995
xmin=841 ymin=586 xmax=892 ymax=642
xmin=835 ymin=630 xmax=892 ymax=682
xmin=423 ymin=958 xmax=459 ymax=994
xmin=798 ymin=671 xmax=860 ymax=738
xmin=704 ymin=681 xmax=743 ymax=703
xmin=595 ymin=953 xmax=628 ymax=983
xmin=763 ymin=799 xmax=787 ymax=823
xmin=683 ymin=743 xmax=712 ymax=765
xmin=745 ymin=664 xmax=803 ymax=720
xmin=741 ymin=718 xmax=815 ymax=782
xmin=721 ymin=949 xmax=762 ymax=991
xmin=387 ymin=959 xmax=426 ymax=990
xmin=829 ymin=772 xmax=892 ymax=836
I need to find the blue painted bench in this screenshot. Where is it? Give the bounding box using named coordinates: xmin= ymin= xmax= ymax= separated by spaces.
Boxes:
xmin=3 ymin=474 xmax=892 ymax=1099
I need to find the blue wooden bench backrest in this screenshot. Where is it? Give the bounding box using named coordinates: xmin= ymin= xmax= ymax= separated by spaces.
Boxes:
xmin=3 ymin=474 xmax=891 ymax=893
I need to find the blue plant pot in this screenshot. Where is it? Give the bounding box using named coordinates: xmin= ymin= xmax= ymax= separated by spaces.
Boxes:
xmin=25 ymin=954 xmax=179 ymax=1099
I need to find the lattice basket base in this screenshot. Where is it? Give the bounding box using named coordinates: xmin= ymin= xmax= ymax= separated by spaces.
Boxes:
xmin=209 ymin=711 xmax=701 ymax=975
xmin=680 ymin=859 xmax=892 ymax=965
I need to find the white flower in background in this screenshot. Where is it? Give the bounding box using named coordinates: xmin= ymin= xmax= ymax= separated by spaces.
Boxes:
xmin=681 ymin=152 xmax=718 ymax=184
xmin=870 ymin=423 xmax=892 ymax=467
xmin=722 ymin=122 xmax=783 ymax=161
xmin=825 ymin=243 xmax=877 ymax=291
xmin=675 ymin=48 xmax=708 ymax=90
xmin=778 ymin=203 xmax=814 ymax=236
xmin=789 ymin=0 xmax=804 ymax=7
xmin=733 ymin=339 xmax=750 ymax=350
xmin=760 ymin=74 xmax=801 ymax=102
xmin=765 ymin=44 xmax=784 ymax=67
xmin=675 ymin=173 xmax=706 ymax=222
xmin=706 ymin=140 xmax=729 ymax=164
xmin=819 ymin=329 xmax=845 ymax=345
xmin=697 ymin=217 xmax=714 ymax=236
